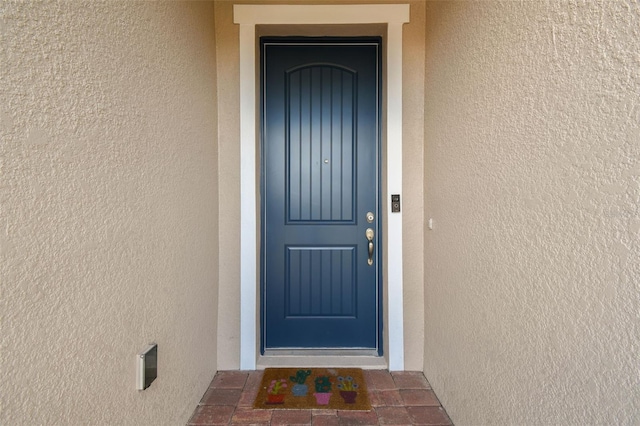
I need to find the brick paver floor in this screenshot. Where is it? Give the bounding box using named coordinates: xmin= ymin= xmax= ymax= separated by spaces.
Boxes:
xmin=187 ymin=370 xmax=453 ymax=425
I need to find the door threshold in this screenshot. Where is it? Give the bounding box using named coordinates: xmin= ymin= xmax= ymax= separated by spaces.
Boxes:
xmin=258 ymin=350 xmax=387 ymax=370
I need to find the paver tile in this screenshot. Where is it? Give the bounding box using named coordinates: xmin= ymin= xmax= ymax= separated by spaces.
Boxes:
xmin=237 ymin=390 xmax=258 ymax=408
xmin=244 ymin=370 xmax=264 ymax=390
xmin=337 ymin=410 xmax=379 ymax=425
xmin=312 ymin=414 xmax=340 ymax=426
xmin=230 ymin=408 xmax=272 ymax=424
xmin=312 ymin=409 xmax=338 ymax=416
xmin=375 ymin=406 xmax=412 ymax=425
xmin=201 ymin=388 xmax=242 ymax=406
xmin=391 ymin=372 xmax=431 ymax=390
xmin=211 ymin=371 xmax=248 ymax=389
xmin=368 ymin=390 xmax=404 ymax=407
xmin=399 ymin=389 xmax=440 ymax=406
xmin=188 ymin=405 xmax=234 ymax=425
xmin=363 ymin=370 xmax=397 ymax=391
xmin=406 ymin=406 xmax=453 ymax=425
xmin=271 ymin=409 xmax=312 ymax=425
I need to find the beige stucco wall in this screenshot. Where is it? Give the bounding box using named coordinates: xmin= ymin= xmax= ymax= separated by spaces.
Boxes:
xmin=214 ymin=0 xmax=242 ymax=371
xmin=423 ymin=1 xmax=639 ymax=424
xmin=214 ymin=0 xmax=426 ymax=370
xmin=1 ymin=2 xmax=219 ymax=424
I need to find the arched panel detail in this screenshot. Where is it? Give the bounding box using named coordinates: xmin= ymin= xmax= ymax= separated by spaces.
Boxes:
xmin=285 ymin=64 xmax=357 ymax=223
xmin=286 ymin=63 xmax=358 ymax=75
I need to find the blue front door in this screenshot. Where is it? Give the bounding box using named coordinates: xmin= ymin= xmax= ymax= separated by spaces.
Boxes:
xmin=261 ymin=38 xmax=381 ymax=351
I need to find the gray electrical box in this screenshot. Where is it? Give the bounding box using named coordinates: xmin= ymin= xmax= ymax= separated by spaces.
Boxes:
xmin=136 ymin=343 xmax=158 ymax=390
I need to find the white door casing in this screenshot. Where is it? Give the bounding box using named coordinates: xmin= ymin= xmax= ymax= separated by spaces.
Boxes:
xmin=233 ymin=4 xmax=409 ymax=370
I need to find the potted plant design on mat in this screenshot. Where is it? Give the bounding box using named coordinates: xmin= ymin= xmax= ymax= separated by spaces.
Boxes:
xmin=289 ymin=369 xmax=312 ymax=396
xmin=337 ymin=375 xmax=359 ymax=403
xmin=266 ymin=378 xmax=287 ymax=404
xmin=313 ymin=376 xmax=332 ymax=405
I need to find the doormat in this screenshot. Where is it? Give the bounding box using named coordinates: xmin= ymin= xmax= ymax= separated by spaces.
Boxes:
xmin=253 ymin=368 xmax=371 ymax=411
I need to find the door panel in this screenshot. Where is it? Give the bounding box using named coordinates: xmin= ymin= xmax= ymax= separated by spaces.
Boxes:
xmin=262 ymin=39 xmax=381 ymax=350
xmin=286 ymin=65 xmax=355 ymax=223
xmin=286 ymin=247 xmax=356 ymax=317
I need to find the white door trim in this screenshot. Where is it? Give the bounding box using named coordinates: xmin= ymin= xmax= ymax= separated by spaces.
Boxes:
xmin=234 ymin=4 xmax=409 ymax=371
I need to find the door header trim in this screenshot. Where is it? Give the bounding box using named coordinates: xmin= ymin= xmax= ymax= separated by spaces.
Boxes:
xmin=235 ymin=3 xmax=408 ymax=371
xmin=234 ymin=4 xmax=409 ymax=25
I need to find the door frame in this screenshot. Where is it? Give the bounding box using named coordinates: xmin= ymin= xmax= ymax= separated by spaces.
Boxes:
xmin=234 ymin=4 xmax=409 ymax=370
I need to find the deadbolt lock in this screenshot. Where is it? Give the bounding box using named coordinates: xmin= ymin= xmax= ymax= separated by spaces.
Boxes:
xmin=366 ymin=212 xmax=375 ymax=223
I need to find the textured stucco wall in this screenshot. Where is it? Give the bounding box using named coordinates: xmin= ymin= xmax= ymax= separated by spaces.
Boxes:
xmin=1 ymin=2 xmax=219 ymax=424
xmin=213 ymin=0 xmax=241 ymax=371
xmin=214 ymin=0 xmax=426 ymax=370
xmin=423 ymin=1 xmax=639 ymax=424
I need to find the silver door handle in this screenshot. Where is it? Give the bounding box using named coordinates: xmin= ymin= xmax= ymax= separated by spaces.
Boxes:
xmin=366 ymin=228 xmax=374 ymax=266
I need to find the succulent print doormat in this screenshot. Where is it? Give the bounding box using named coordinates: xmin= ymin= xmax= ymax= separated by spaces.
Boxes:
xmin=253 ymin=368 xmax=371 ymax=411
